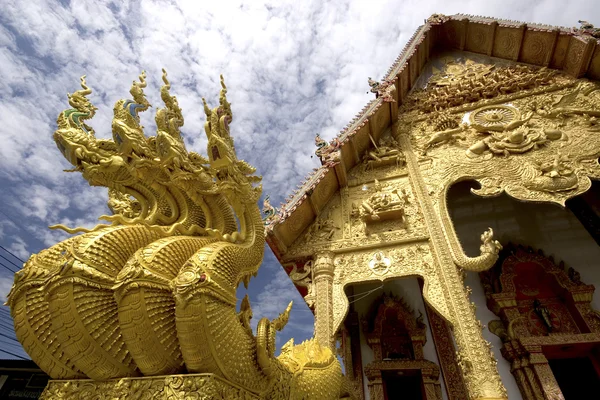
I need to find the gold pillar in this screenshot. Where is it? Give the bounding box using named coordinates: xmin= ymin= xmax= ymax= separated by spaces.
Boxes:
xmin=399 ymin=133 xmax=508 ymax=400
xmin=452 ymin=286 xmax=507 ymax=400
xmin=313 ymin=251 xmax=335 ymax=349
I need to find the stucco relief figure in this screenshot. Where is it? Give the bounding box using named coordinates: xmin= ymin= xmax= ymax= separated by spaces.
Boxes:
xmin=360 ymin=180 xmax=406 ymax=222
xmin=368 ymin=251 xmax=391 ymax=275
xmin=304 ymin=213 xmax=340 ymax=243
xmin=525 ymin=152 xmax=578 ymax=192
xmin=424 ymin=111 xmax=465 ymax=152
xmin=289 ymin=260 xmax=315 ymax=308
xmin=425 ymin=124 xmax=466 ymax=150
xmin=364 ymin=135 xmax=405 ymax=170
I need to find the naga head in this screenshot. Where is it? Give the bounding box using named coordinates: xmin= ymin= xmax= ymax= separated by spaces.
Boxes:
xmin=53 ymin=72 xmax=261 ymax=244
xmin=203 ymin=75 xmax=236 ymax=170
xmin=67 ymin=76 xmax=98 ymax=127
xmin=156 ymin=69 xmax=184 ymax=135
xmin=55 ymin=78 xmax=117 ymax=171
xmin=129 ymin=71 xmax=151 ymax=110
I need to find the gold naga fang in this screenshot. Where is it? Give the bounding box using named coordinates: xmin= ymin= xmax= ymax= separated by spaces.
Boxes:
xmin=7 ymin=71 xmax=354 ymax=399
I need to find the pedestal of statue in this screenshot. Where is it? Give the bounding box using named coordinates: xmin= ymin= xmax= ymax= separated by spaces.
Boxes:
xmin=40 ymin=373 xmax=258 ymax=399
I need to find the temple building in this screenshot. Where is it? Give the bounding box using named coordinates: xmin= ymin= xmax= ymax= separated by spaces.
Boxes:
xmin=265 ymin=14 xmax=600 ymax=400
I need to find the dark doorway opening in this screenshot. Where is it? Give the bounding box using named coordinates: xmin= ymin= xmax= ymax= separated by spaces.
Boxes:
xmin=548 ymin=357 xmax=600 ymax=399
xmin=382 ymin=370 xmax=423 ymax=400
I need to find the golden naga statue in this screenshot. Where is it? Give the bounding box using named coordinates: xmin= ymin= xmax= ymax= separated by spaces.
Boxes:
xmin=7 ymin=71 xmax=352 ymax=399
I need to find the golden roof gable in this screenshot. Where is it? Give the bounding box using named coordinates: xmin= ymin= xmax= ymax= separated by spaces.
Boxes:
xmin=266 ymin=13 xmax=600 ymax=258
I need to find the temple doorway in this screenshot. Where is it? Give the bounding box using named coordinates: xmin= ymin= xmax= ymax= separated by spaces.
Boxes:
xmin=548 ymin=357 xmax=600 ymax=399
xmin=382 ymin=370 xmax=423 ymax=400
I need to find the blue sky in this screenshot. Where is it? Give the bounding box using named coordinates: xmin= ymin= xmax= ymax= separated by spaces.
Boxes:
xmin=0 ymin=0 xmax=598 ymax=360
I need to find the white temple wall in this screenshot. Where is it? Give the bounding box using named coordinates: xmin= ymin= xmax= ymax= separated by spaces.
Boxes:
xmin=352 ymin=278 xmax=449 ymax=400
xmin=448 ymin=180 xmax=600 ymax=400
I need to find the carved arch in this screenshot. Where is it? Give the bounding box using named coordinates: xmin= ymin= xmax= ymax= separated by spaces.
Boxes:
xmin=361 ymin=293 xmax=442 ymax=400
xmin=482 ymin=243 xmax=600 ymax=400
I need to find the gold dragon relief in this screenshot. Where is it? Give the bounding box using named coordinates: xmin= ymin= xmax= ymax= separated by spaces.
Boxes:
xmin=410 ymin=81 xmax=600 ymax=207
xmin=397 ymin=59 xmax=600 ymax=277
xmin=9 ymin=72 xmax=355 ymax=400
xmin=331 ymin=242 xmax=451 ymax=336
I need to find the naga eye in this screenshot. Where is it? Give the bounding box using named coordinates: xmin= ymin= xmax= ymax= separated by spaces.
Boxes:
xmin=198 ymin=273 xmax=207 ymax=283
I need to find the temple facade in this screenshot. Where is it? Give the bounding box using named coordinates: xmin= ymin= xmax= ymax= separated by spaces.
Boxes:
xmin=265 ymin=14 xmax=600 ymax=400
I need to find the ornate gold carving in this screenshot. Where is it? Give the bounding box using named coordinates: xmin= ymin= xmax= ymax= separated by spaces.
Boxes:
xmin=8 ymin=73 xmax=352 ymax=399
xmin=482 ymin=244 xmax=600 ymax=399
xmin=398 ymin=131 xmax=508 ymax=399
xmin=331 ymin=243 xmax=451 ymax=339
xmin=403 ymin=57 xmax=562 ymax=114
xmin=362 ymin=134 xmax=405 ymax=171
xmin=304 ymin=214 xmax=340 ymax=242
xmin=367 ymin=251 xmax=391 ymax=275
xmin=314 ymin=251 xmax=336 ymax=350
xmin=425 ymin=304 xmax=469 ymax=400
xmin=41 ymin=374 xmax=261 ymax=399
xmin=284 ymin=176 xmax=426 ymax=258
xmin=288 ymin=260 xmax=315 ymax=307
xmin=405 ymin=74 xmax=600 ymax=291
xmin=358 ymin=179 xmax=407 ymax=224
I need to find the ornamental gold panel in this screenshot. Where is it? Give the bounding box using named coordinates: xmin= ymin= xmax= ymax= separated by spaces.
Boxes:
xmin=371 ymin=103 xmax=391 ymax=138
xmin=352 ymin=123 xmax=372 ymax=158
xmin=277 ymin=200 xmax=315 ymax=247
xmin=519 ymin=30 xmax=555 ymax=66
xmin=331 ymin=242 xmax=451 ymax=336
xmin=550 ymin=33 xmax=571 ymax=70
xmin=465 ymin=22 xmax=494 ymax=55
xmin=441 ymin=19 xmax=466 ymax=50
xmin=587 ymin=45 xmax=600 ymax=81
xmin=311 ymin=168 xmax=340 ymax=212
xmin=492 ymin=26 xmax=523 ymax=60
xmin=564 ymin=36 xmax=593 ymax=77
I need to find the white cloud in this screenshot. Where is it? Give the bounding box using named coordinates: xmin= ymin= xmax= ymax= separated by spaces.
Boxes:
xmin=0 ymin=276 xmax=13 ymax=303
xmin=6 ymin=237 xmax=28 ymax=262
